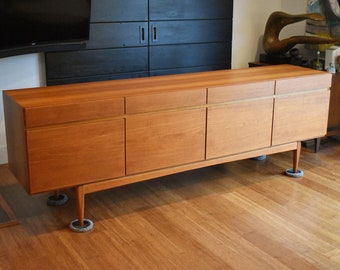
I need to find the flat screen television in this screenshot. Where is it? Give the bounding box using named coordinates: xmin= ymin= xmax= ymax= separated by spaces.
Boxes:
xmin=0 ymin=0 xmax=91 ymax=58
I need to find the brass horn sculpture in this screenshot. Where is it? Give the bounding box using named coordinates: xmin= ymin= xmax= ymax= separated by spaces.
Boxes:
xmin=263 ymin=11 xmax=340 ymax=55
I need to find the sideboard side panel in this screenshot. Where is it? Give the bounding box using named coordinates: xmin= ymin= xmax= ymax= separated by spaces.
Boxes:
xmin=3 ymin=93 xmax=30 ymax=192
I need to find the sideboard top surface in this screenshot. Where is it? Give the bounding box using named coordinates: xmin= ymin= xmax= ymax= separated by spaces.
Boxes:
xmin=3 ymin=64 xmax=330 ymax=108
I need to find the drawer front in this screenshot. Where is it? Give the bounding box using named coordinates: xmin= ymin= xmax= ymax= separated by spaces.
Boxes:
xmin=208 ymin=81 xmax=274 ymax=104
xmin=26 ymin=119 xmax=125 ymax=193
xmin=207 ymin=99 xmax=273 ymax=159
xmin=272 ymin=91 xmax=330 ymax=145
xmin=126 ymin=89 xmax=206 ymax=114
xmin=25 ymin=98 xmax=125 ymax=127
xmin=275 ymin=74 xmax=332 ymax=95
xmin=126 ymin=108 xmax=206 ymax=174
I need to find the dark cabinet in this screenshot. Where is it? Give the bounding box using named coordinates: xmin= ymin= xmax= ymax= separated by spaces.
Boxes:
xmin=45 ymin=0 xmax=233 ymax=85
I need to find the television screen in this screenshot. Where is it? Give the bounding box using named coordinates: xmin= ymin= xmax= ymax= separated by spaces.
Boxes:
xmin=0 ymin=0 xmax=91 ymax=57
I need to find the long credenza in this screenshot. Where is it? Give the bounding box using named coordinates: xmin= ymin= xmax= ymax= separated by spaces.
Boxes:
xmin=3 ymin=65 xmax=331 ymax=232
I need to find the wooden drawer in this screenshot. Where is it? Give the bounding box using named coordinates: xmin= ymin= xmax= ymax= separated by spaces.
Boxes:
xmin=272 ymin=91 xmax=330 ymax=145
xmin=26 ymin=119 xmax=125 ymax=193
xmin=25 ymin=98 xmax=125 ymax=128
xmin=126 ymin=88 xmax=206 ymax=114
xmin=208 ymin=81 xmax=274 ymax=104
xmin=126 ymin=108 xmax=206 ymax=174
xmin=275 ymin=74 xmax=331 ymax=95
xmin=206 ymin=99 xmax=273 ymax=159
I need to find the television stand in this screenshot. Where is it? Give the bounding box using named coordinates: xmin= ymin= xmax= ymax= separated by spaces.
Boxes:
xmin=3 ymin=65 xmax=331 ymax=232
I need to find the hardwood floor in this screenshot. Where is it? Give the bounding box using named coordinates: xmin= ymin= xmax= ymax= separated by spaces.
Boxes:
xmin=0 ymin=137 xmax=339 ymax=270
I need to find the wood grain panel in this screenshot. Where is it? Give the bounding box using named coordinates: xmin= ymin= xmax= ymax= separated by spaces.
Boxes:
xmin=149 ymin=43 xmax=231 ymax=70
xmin=91 ymin=0 xmax=148 ymax=22
xmin=272 ymin=91 xmax=330 ymax=145
xmin=126 ymin=89 xmax=206 ymax=114
xmin=275 ymin=74 xmax=332 ymax=95
xmin=328 ymin=73 xmax=340 ymax=129
xmin=207 ymin=99 xmax=273 ymax=159
xmin=208 ymin=81 xmax=274 ymax=104
xmin=149 ymin=20 xmax=231 ymax=45
xmin=45 ymin=47 xmax=148 ymax=79
xmin=126 ymin=108 xmax=206 ymax=175
xmin=25 ymin=98 xmax=124 ymax=127
xmin=87 ymin=22 xmax=148 ymax=49
xmin=2 ymin=94 xmax=29 ymax=191
xmin=149 ymin=0 xmax=233 ymax=20
xmin=26 ymin=119 xmax=125 ymax=193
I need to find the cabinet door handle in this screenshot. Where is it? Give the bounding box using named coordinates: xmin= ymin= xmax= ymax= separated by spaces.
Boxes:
xmin=139 ymin=26 xmax=146 ymax=44
xmin=152 ymin=25 xmax=157 ymax=42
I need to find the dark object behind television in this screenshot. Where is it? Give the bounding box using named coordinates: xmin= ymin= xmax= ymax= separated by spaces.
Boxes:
xmin=0 ymin=0 xmax=91 ymax=58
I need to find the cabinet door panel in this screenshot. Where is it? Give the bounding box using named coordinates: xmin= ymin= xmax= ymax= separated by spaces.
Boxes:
xmin=272 ymin=91 xmax=330 ymax=145
xmin=150 ymin=20 xmax=231 ymax=45
xmin=91 ymin=0 xmax=148 ymax=22
xmin=126 ymin=109 xmax=206 ymax=175
xmin=87 ymin=22 xmax=148 ymax=49
xmin=150 ymin=43 xmax=231 ymax=70
xmin=46 ymin=47 xmax=148 ymax=79
xmin=207 ymin=99 xmax=273 ymax=159
xmin=26 ymin=119 xmax=125 ymax=193
xmin=150 ymin=0 xmax=233 ymax=20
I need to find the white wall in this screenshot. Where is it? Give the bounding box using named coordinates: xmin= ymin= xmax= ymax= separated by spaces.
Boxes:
xmin=232 ymin=0 xmax=308 ymax=68
xmin=0 ymin=54 xmax=45 ymax=163
xmin=0 ymin=0 xmax=308 ymax=164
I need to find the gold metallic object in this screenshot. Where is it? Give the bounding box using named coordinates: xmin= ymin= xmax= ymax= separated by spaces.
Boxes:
xmin=263 ymin=11 xmax=340 ymax=55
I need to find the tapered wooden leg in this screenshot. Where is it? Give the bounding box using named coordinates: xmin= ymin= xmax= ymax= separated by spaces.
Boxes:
xmin=69 ymin=185 xmax=93 ymax=232
xmin=285 ymin=141 xmax=304 ymax=178
xmin=75 ymin=185 xmax=85 ymax=227
xmin=293 ymin=141 xmax=301 ymax=173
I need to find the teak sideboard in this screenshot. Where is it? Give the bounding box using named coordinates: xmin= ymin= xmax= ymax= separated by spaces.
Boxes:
xmin=3 ymin=65 xmax=331 ymax=232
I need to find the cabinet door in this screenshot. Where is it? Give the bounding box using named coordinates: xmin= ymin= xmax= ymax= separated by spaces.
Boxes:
xmin=126 ymin=109 xmax=206 ymax=175
xmin=26 ymin=119 xmax=125 ymax=193
xmin=272 ymin=91 xmax=330 ymax=145
xmin=206 ymin=99 xmax=273 ymax=159
xmin=149 ymin=0 xmax=233 ymax=20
